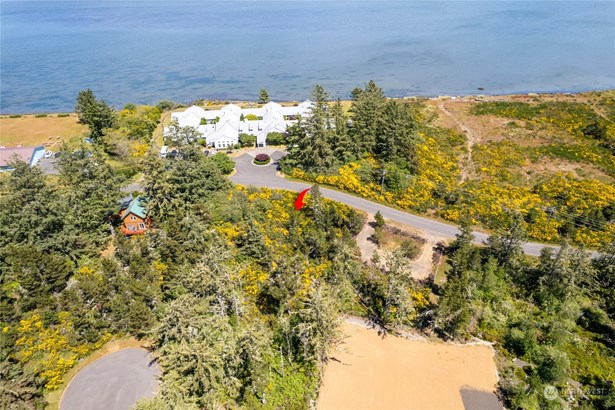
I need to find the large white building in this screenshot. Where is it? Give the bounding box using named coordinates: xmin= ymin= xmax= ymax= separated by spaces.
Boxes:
xmin=165 ymin=101 xmax=313 ymax=149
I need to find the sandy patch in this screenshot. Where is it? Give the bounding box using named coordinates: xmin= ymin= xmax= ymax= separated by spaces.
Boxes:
xmin=318 ymin=322 xmax=501 ymax=410
xmin=355 ymin=214 xmax=377 ymax=263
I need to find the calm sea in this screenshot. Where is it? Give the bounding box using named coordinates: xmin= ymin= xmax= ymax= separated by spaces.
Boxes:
xmin=1 ymin=1 xmax=614 ymax=113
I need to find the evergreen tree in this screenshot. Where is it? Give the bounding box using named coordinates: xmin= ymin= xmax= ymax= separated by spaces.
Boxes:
xmin=283 ymin=85 xmax=337 ymax=173
xmin=434 ymin=270 xmax=473 ymax=339
xmin=154 ymin=295 xmax=241 ymax=407
xmin=0 ymin=360 xmax=46 ymax=410
xmin=56 ymin=146 xmax=121 ymax=256
xmin=348 ymin=80 xmax=386 ymax=155
xmin=531 ymin=245 xmax=590 ymax=307
xmin=145 ymin=146 xmax=230 ymax=219
xmin=381 ymin=251 xmax=416 ymax=329
xmin=303 ymin=85 xmax=336 ymax=173
xmin=485 ymin=213 xmax=527 ymax=270
xmin=75 ymin=89 xmax=117 ymax=142
xmin=164 ymin=120 xmax=202 ymax=146
xmin=592 ymin=242 xmax=615 ymax=319
xmin=258 ymin=88 xmax=270 ymax=104
xmin=375 ymin=99 xmax=418 ymax=165
xmin=0 ymin=160 xmax=64 ymax=251
xmin=293 ymin=282 xmax=340 ymax=365
xmin=330 ymin=99 xmax=353 ymax=162
xmin=75 ymin=89 xmax=96 ymax=124
xmin=3 ymin=245 xmax=73 ymax=315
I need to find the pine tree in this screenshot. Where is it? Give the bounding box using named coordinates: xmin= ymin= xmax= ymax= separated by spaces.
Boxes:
xmin=286 ymin=85 xmax=337 ymax=173
xmin=258 ymin=88 xmax=270 ymax=104
xmin=375 ymin=100 xmax=417 ymax=165
xmin=293 ymin=282 xmax=340 ymax=365
xmin=0 ymin=160 xmax=64 ymax=251
xmin=56 ymin=146 xmax=121 ymax=255
xmin=485 ymin=213 xmax=527 ymax=270
xmin=348 ymin=80 xmax=385 ymax=156
xmin=330 ymin=99 xmax=353 ymax=163
xmin=74 ymin=89 xmax=117 ymax=142
xmin=381 ymin=251 xmax=416 ymax=329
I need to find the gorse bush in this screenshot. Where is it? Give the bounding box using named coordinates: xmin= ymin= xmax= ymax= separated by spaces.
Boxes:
xmin=286 ymin=86 xmax=615 ymax=247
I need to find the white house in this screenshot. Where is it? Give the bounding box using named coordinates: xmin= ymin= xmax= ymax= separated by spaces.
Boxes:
xmin=165 ymin=101 xmax=313 ymax=149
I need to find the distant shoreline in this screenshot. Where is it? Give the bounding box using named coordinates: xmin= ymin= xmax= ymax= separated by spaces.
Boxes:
xmin=1 ymin=89 xmax=613 ymax=117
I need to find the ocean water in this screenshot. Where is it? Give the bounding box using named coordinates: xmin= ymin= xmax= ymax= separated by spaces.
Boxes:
xmin=1 ymin=1 xmax=614 ymax=113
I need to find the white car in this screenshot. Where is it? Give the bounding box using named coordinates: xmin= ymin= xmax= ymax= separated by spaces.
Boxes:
xmin=44 ymin=151 xmax=53 ymax=159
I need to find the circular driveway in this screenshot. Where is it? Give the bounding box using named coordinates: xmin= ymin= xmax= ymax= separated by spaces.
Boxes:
xmin=60 ymin=348 xmax=160 ymax=410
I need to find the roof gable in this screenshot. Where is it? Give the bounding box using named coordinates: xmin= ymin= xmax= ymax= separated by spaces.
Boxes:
xmin=121 ymin=196 xmax=148 ymax=220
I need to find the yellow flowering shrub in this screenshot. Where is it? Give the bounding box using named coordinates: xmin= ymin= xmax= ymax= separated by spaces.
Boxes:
xmin=239 ymin=264 xmax=269 ymax=297
xmin=13 ymin=312 xmax=102 ymax=390
xmin=130 ymin=142 xmax=149 ymax=158
xmin=216 ymin=222 xmax=243 ymax=244
xmin=153 ymin=260 xmax=168 ymax=284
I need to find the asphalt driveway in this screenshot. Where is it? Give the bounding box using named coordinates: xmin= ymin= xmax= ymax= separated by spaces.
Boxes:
xmin=60 ymin=348 xmax=159 ymax=410
xmin=230 ymin=153 xmax=560 ymax=257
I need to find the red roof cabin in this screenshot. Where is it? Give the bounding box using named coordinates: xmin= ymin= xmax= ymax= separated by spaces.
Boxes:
xmin=120 ymin=196 xmax=151 ymax=236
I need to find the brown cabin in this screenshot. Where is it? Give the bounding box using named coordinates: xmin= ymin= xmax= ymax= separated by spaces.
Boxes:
xmin=120 ymin=196 xmax=151 ymax=236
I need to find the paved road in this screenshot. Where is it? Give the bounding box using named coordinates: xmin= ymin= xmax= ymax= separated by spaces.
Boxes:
xmin=60 ymin=348 xmax=159 ymax=410
xmin=230 ymin=153 xmax=560 ymax=257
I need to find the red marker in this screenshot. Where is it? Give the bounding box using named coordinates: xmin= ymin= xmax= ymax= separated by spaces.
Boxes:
xmin=294 ymin=188 xmax=311 ymax=210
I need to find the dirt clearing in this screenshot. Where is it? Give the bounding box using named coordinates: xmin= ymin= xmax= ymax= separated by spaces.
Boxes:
xmin=318 ymin=321 xmax=501 ymax=410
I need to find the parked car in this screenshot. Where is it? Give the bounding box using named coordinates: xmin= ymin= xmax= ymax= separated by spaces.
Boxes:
xmin=44 ymin=151 xmax=53 ymax=159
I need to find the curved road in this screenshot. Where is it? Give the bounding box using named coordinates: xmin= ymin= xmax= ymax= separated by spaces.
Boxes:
xmin=230 ymin=152 xmax=560 ymax=257
xmin=60 ymin=348 xmax=159 ymax=410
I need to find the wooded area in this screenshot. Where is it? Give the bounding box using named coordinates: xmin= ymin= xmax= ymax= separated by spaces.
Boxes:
xmin=0 ymin=88 xmax=613 ymax=409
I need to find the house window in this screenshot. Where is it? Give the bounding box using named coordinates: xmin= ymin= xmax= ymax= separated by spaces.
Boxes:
xmin=130 ymin=216 xmax=136 ymax=221
xmin=138 ymin=223 xmax=145 ymax=229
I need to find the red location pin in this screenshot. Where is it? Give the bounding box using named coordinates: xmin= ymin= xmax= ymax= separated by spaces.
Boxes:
xmin=294 ymin=188 xmax=311 ymax=211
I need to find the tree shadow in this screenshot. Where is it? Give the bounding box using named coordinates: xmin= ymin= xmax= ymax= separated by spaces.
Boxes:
xmin=459 ymin=386 xmax=502 ymax=410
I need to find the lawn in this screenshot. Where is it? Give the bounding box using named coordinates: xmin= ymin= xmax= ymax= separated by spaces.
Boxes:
xmin=0 ymin=114 xmax=88 ymax=148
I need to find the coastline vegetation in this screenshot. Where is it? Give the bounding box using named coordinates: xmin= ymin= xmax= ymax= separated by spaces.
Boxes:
xmin=282 ymin=84 xmax=615 ymax=248
xmin=0 ymin=87 xmax=613 ymax=410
